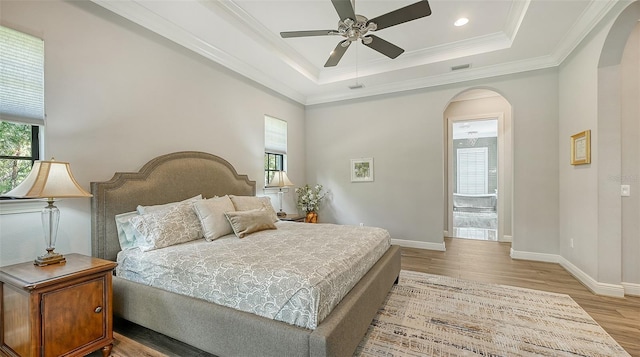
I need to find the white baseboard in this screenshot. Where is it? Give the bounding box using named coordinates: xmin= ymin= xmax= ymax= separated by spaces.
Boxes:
xmin=510 ymin=248 xmax=559 ymax=263
xmin=500 ymin=235 xmax=513 ymax=243
xmin=510 ymin=248 xmax=625 ymax=298
xmin=622 ymin=282 xmax=640 ymax=296
xmin=392 ymin=239 xmax=446 ymax=251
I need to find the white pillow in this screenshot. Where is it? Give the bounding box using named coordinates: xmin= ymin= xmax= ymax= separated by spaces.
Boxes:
xmin=131 ymin=201 xmax=203 ymax=251
xmin=114 ymin=211 xmax=140 ymax=250
xmin=228 ymin=195 xmax=278 ymax=222
xmin=136 ymin=194 xmax=202 ymax=214
xmin=193 ymin=195 xmax=236 ymax=241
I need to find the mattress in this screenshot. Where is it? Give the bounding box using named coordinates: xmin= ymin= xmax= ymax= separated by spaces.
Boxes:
xmin=116 ymin=221 xmax=391 ymax=329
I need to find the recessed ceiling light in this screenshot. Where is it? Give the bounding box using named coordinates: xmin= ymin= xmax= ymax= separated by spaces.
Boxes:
xmin=454 ymin=18 xmax=469 ymax=27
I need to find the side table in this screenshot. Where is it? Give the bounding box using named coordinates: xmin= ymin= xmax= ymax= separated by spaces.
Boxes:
xmin=0 ymin=253 xmax=117 ymax=357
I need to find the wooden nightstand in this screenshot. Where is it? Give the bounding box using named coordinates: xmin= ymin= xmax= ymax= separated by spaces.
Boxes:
xmin=279 ymin=214 xmax=305 ymax=222
xmin=0 ymin=253 xmax=117 ymax=357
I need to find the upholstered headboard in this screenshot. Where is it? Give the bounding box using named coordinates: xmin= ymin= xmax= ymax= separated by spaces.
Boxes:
xmin=91 ymin=151 xmax=256 ymax=261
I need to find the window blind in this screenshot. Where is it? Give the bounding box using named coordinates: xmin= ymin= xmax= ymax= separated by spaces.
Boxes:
xmin=265 ymin=116 xmax=287 ymax=154
xmin=0 ymin=26 xmax=45 ymax=125
xmin=457 ymin=147 xmax=488 ymax=195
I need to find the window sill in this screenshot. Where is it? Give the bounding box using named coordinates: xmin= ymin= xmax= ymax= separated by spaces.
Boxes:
xmin=0 ymin=199 xmax=46 ymax=215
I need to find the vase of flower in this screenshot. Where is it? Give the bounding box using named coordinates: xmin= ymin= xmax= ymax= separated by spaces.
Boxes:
xmin=295 ymin=184 xmax=326 ymax=223
xmin=305 ymin=211 xmax=318 ymax=223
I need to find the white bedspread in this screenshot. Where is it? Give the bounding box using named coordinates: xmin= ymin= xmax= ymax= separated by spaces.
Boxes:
xmin=116 ymin=221 xmax=390 ymax=329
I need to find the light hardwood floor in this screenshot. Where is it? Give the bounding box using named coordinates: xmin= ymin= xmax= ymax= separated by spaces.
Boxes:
xmin=94 ymin=238 xmax=640 ymax=356
xmin=403 ymin=237 xmax=640 ymax=357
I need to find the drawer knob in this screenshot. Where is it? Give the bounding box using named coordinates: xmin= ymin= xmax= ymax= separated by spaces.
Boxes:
xmin=94 ymin=306 xmax=103 ymax=313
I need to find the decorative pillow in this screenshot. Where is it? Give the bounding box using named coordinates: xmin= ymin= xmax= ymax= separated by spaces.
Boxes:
xmin=131 ymin=201 xmax=203 ymax=251
xmin=136 ymin=194 xmax=202 ymax=214
xmin=224 ymin=208 xmax=277 ymax=238
xmin=193 ymin=195 xmax=236 ymax=241
xmin=228 ymin=195 xmax=278 ymax=222
xmin=114 ymin=211 xmax=140 ymax=250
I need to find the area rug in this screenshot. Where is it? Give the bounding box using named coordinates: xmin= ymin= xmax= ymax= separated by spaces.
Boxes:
xmin=355 ymin=270 xmax=630 ymax=357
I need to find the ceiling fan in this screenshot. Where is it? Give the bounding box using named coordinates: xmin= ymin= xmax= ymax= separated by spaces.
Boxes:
xmin=280 ymin=0 xmax=432 ymax=67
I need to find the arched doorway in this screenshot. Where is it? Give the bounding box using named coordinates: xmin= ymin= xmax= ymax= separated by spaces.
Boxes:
xmin=443 ymin=89 xmax=513 ymax=243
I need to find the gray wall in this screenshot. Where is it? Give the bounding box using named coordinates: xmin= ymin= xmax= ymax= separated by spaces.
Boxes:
xmin=0 ymin=0 xmax=305 ymax=266
xmin=305 ymin=69 xmax=559 ymax=253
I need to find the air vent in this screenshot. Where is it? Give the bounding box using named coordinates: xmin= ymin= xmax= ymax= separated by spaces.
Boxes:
xmin=451 ymin=64 xmax=471 ymax=71
xmin=349 ymin=84 xmax=364 ymax=90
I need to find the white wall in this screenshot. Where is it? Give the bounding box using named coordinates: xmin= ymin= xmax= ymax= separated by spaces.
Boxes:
xmin=558 ymin=0 xmax=640 ymax=291
xmin=620 ymin=22 xmax=640 ymax=286
xmin=305 ymin=69 xmax=559 ymax=254
xmin=0 ymin=0 xmax=305 ymax=266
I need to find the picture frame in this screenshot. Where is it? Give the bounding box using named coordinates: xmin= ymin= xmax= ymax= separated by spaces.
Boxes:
xmin=351 ymin=158 xmax=374 ymax=182
xmin=570 ymin=130 xmax=591 ymax=165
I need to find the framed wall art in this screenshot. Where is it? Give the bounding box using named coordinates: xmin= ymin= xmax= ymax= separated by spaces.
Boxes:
xmin=351 ymin=158 xmax=374 ymax=182
xmin=570 ymin=130 xmax=591 ymax=165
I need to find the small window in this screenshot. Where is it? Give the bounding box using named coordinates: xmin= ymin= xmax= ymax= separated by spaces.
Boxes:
xmin=0 ymin=121 xmax=40 ymax=195
xmin=0 ymin=26 xmax=45 ymax=195
xmin=264 ymin=116 xmax=287 ymax=187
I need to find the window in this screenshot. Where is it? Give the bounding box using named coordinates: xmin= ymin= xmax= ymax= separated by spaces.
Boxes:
xmin=0 ymin=121 xmax=40 ymax=194
xmin=0 ymin=26 xmax=45 ymax=195
xmin=264 ymin=116 xmax=287 ymax=187
xmin=457 ymin=147 xmax=488 ymax=194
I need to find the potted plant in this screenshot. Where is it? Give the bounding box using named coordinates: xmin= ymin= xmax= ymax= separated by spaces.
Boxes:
xmin=295 ymin=184 xmax=326 ymax=223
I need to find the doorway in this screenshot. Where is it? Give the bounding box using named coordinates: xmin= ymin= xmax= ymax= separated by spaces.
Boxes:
xmin=443 ymin=89 xmax=512 ymax=243
xmin=451 ymin=119 xmax=498 ymax=240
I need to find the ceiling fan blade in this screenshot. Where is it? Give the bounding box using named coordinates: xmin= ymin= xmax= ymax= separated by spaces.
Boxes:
xmin=325 ymin=40 xmax=351 ymax=67
xmin=331 ymin=0 xmax=356 ymax=21
xmin=367 ymin=0 xmax=432 ymax=31
xmin=363 ymin=35 xmax=404 ymax=59
xmin=280 ymin=30 xmax=338 ymax=38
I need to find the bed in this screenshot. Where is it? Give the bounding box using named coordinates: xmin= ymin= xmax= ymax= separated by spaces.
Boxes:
xmin=91 ymin=151 xmax=401 ymax=357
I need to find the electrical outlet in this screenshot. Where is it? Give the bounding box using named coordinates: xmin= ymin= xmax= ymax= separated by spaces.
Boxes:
xmin=359 ymin=223 xmax=364 ymax=227
xmin=570 ymin=239 xmax=574 ymax=248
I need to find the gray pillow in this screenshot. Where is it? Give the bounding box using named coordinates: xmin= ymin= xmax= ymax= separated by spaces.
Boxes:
xmin=224 ymin=208 xmax=277 ymax=238
xmin=228 ymin=195 xmax=278 ymax=222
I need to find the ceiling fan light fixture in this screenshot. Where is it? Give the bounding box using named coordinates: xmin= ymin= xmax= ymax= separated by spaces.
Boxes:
xmin=454 ymin=18 xmax=469 ymax=27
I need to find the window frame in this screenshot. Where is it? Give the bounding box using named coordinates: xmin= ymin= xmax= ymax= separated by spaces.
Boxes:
xmin=264 ymin=152 xmax=284 ymax=188
xmin=0 ymin=122 xmax=42 ymax=197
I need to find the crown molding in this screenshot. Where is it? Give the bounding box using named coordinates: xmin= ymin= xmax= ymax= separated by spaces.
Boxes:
xmin=306 ymin=55 xmax=558 ymax=105
xmin=91 ymin=0 xmax=621 ymax=106
xmin=201 ymin=0 xmax=320 ymax=82
xmin=551 ymin=0 xmax=620 ymax=64
xmin=91 ymin=0 xmax=307 ymax=104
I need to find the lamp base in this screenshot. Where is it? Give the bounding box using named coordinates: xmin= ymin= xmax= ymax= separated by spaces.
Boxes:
xmin=34 ymin=251 xmax=66 ymax=267
xmin=277 ymin=210 xmax=287 ymax=218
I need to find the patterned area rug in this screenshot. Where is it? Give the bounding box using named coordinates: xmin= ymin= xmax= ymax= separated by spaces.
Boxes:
xmin=355 ymin=271 xmax=630 ymax=357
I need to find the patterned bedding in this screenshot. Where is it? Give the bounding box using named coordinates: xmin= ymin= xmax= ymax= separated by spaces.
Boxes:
xmin=116 ymin=221 xmax=391 ymax=330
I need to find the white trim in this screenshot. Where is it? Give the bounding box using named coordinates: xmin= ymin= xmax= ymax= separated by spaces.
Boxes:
xmin=500 ymin=235 xmax=513 ymax=243
xmin=391 ymin=238 xmax=446 ymax=252
xmin=622 ymin=282 xmax=640 ymax=297
xmin=0 ymin=199 xmax=46 ymax=215
xmin=558 ymin=256 xmax=625 ymax=298
xmin=510 ymin=248 xmax=559 ymax=263
xmin=510 ymin=248 xmax=626 ymax=298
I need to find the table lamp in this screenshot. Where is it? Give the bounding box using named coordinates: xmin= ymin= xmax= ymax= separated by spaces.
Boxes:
xmin=267 ymin=171 xmax=294 ymax=218
xmin=3 ymin=159 xmax=92 ymax=266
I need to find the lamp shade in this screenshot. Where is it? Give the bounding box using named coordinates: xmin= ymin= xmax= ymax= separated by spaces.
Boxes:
xmin=267 ymin=171 xmax=294 ymax=188
xmin=4 ymin=160 xmax=92 ymax=199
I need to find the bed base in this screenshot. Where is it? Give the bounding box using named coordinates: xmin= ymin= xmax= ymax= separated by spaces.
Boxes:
xmin=113 ymin=245 xmax=400 ymax=357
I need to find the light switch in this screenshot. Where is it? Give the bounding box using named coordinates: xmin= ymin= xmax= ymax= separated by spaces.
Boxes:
xmin=621 ymin=185 xmax=631 ymax=197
